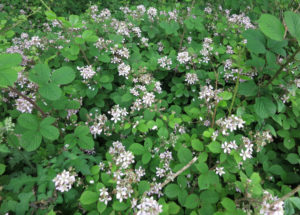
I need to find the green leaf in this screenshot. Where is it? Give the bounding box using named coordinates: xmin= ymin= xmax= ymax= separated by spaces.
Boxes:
xmin=129 ymin=143 xmax=145 ymax=155
xmin=40 ymin=125 xmax=59 ymax=141
xmin=191 ymin=139 xmax=204 ymax=151
xmin=290 ymin=197 xmax=300 ymax=210
xmin=254 ymin=97 xmax=276 ymax=119
xmin=99 ymin=71 xmax=114 ymax=83
xmin=219 ymin=91 xmax=232 ymax=100
xmin=164 ymin=184 xmax=180 ymax=198
xmin=200 ymin=189 xmax=219 ymax=204
xmin=40 ymin=117 xmax=56 ymax=127
xmin=69 ymin=15 xmax=79 ymax=25
xmin=144 ymin=109 xmax=156 ymax=120
xmin=112 ymin=201 xmax=129 ymax=211
xmin=184 ymin=194 xmax=199 ymax=209
xmin=177 ymin=147 xmax=192 ymax=164
xmin=79 ymin=191 xmax=98 ymax=205
xmin=0 ymin=163 xmax=6 ymax=175
xmin=142 ymin=152 xmax=152 ymax=164
xmin=258 ymin=14 xmax=285 ymax=41
xmin=138 ymin=181 xmax=150 ymax=195
xmin=20 ymin=131 xmax=42 ymax=151
xmin=29 ymin=64 xmax=51 ymax=85
xmin=45 ymin=11 xmax=56 ymax=20
xmin=78 ymin=136 xmax=94 ymax=150
xmin=286 ymin=153 xmax=300 ymax=164
xmin=238 ymin=81 xmax=258 ymax=97
xmin=221 ymin=197 xmax=236 ymax=211
xmin=82 ymin=30 xmax=98 ymax=42
xmin=39 ymin=83 xmax=62 ymax=101
xmin=242 ymin=29 xmax=266 ymax=54
xmin=284 ymin=11 xmax=300 ymax=42
xmin=207 ymin=141 xmax=221 ymax=153
xmin=158 ymin=126 xmax=169 ymax=139
xmin=75 ymin=125 xmax=90 ymax=136
xmin=52 ymin=66 xmax=75 ymax=85
xmin=168 ymin=202 xmax=180 ymax=214
xmin=18 ymin=113 xmax=38 ymax=131
xmin=0 ymin=53 xmax=22 ymax=87
xmin=97 ymin=201 xmax=107 ymax=213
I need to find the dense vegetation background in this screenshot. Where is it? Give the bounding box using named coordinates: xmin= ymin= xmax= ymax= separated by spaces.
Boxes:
xmin=1 ymin=0 xmax=300 ymax=214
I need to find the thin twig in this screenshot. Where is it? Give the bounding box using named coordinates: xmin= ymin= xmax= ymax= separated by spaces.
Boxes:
xmin=270 ymin=185 xmax=300 ymax=207
xmin=8 ymin=86 xmax=47 ymax=118
xmin=264 ymin=47 xmax=300 ymax=87
xmin=228 ymin=71 xmax=240 ymax=115
xmin=160 ymin=156 xmax=198 ymax=189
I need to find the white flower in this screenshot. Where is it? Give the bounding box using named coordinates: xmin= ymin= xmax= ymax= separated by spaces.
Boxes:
xmin=99 ymin=187 xmax=112 ymax=205
xmin=177 ymin=51 xmax=190 ymax=64
xmin=142 ymin=92 xmax=155 ymax=107
xmin=16 ymin=96 xmax=34 ymax=113
xmin=52 ymin=170 xmax=76 ymax=192
xmin=215 ymin=167 xmax=225 ymax=176
xmin=240 ymin=149 xmax=252 ymax=160
xmin=185 ymin=73 xmax=199 ymax=85
xmin=118 ymin=63 xmax=130 ymax=79
xmin=77 ymin=65 xmax=96 ymax=79
xmin=108 ymin=105 xmax=128 ymax=123
xmin=137 ymin=197 xmax=163 ymax=215
xmin=221 ymin=141 xmax=232 ymax=154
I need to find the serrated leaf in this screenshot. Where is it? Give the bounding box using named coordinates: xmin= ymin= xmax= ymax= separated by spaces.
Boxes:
xmin=129 ymin=143 xmax=145 ymax=155
xmin=164 ymin=184 xmax=180 ymax=198
xmin=40 ymin=125 xmax=59 ymax=140
xmin=29 ymin=64 xmax=51 ymax=85
xmin=184 ymin=194 xmax=199 ymax=209
xmin=221 ymin=197 xmax=236 ymax=211
xmin=254 ymin=97 xmax=276 ymax=119
xmin=0 ymin=53 xmax=22 ymax=87
xmin=178 ymin=147 xmax=192 ymax=164
xmin=284 ymin=11 xmax=300 ymax=42
xmin=79 ymin=191 xmax=98 ymax=205
xmin=52 ymin=66 xmax=75 ymax=85
xmin=0 ymin=163 xmax=6 ymax=175
xmin=39 ymin=83 xmax=62 ymax=101
xmin=20 ymin=131 xmax=42 ymax=151
xmin=18 ymin=113 xmax=38 ymax=131
xmin=258 ymin=14 xmax=284 ymax=41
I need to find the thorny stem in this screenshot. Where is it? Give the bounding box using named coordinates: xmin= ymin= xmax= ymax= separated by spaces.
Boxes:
xmin=211 ymin=70 xmax=219 ymax=128
xmin=8 ymin=86 xmax=47 ymax=118
xmin=2 ymin=9 xmax=41 ymax=33
xmin=80 ymin=46 xmax=91 ymax=65
xmin=270 ymin=185 xmax=300 ymax=207
xmin=39 ymin=0 xmax=51 ymax=11
xmin=228 ymin=71 xmax=240 ymax=115
xmin=160 ymin=156 xmax=198 ymax=189
xmin=264 ymin=47 xmax=300 ymax=87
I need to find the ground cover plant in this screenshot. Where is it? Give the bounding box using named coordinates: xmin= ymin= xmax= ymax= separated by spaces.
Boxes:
xmin=1 ymin=0 xmax=300 ymax=214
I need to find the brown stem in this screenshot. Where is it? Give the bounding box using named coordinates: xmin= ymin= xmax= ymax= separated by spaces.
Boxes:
xmin=9 ymin=86 xmax=47 ymax=118
xmin=264 ymin=47 xmax=300 ymax=87
xmin=160 ymin=156 xmax=198 ymax=189
xmin=80 ymin=47 xmax=91 ymax=65
xmin=270 ymin=185 xmax=300 ymax=207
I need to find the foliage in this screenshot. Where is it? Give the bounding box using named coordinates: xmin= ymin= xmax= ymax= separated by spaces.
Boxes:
xmin=0 ymin=0 xmax=300 ymax=215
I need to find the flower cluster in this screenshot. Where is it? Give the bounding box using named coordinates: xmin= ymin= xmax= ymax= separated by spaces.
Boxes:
xmin=259 ymin=191 xmax=284 ymax=215
xmin=52 ymin=170 xmax=76 ymax=192
xmin=77 ymin=65 xmax=96 ymax=80
xmin=136 ymin=197 xmax=163 ymax=215
xmin=185 ymin=73 xmax=199 ymax=85
xmin=108 ymin=105 xmax=128 ymax=123
xmin=254 ymin=131 xmax=273 ymax=152
xmin=158 ymin=56 xmax=172 ymax=70
xmin=216 ymin=115 xmax=245 ymax=135
xmin=177 ymin=51 xmax=191 ymax=64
